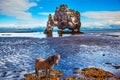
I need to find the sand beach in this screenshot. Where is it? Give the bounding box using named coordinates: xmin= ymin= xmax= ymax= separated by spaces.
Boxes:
xmin=0 ymin=32 xmax=120 ymax=79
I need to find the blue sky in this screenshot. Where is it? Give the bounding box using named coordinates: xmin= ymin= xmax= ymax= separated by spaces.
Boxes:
xmin=0 ymin=0 xmax=120 ymax=29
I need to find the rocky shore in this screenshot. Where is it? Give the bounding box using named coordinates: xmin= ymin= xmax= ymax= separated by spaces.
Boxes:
xmin=24 ymin=67 xmax=119 ymax=80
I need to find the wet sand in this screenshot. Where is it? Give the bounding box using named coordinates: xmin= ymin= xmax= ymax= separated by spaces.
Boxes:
xmin=0 ymin=34 xmax=120 ymax=79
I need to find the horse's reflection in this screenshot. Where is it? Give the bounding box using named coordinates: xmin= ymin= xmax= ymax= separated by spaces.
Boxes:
xmin=45 ymin=31 xmax=84 ymax=38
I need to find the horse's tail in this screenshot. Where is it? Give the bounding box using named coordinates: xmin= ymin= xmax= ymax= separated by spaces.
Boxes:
xmin=35 ymin=59 xmax=39 ymax=76
xmin=35 ymin=67 xmax=38 ymax=76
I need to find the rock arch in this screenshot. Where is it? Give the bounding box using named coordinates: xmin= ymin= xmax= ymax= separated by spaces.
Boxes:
xmin=44 ymin=4 xmax=81 ymax=35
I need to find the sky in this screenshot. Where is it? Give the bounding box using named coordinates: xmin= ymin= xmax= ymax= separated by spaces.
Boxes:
xmin=0 ymin=0 xmax=120 ymax=29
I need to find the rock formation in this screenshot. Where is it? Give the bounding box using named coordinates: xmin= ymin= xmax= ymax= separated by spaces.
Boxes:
xmin=44 ymin=4 xmax=81 ymax=34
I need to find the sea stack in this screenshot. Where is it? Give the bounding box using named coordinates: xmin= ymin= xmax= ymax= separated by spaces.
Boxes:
xmin=44 ymin=4 xmax=81 ymax=35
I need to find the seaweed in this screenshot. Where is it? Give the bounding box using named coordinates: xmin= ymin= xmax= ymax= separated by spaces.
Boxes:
xmin=24 ymin=67 xmax=119 ymax=80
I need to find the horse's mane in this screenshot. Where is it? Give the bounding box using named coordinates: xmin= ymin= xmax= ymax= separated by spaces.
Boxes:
xmin=45 ymin=55 xmax=56 ymax=65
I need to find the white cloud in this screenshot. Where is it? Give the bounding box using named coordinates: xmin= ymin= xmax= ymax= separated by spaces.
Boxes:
xmin=1 ymin=10 xmax=120 ymax=29
xmin=81 ymin=11 xmax=120 ymax=28
xmin=82 ymin=11 xmax=120 ymax=20
xmin=38 ymin=12 xmax=54 ymax=16
xmin=38 ymin=11 xmax=120 ymax=29
xmin=0 ymin=22 xmax=46 ymax=28
xmin=0 ymin=0 xmax=37 ymax=20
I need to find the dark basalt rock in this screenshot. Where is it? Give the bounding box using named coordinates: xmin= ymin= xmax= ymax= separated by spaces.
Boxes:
xmin=113 ymin=65 xmax=120 ymax=69
xmin=44 ymin=4 xmax=81 ymax=35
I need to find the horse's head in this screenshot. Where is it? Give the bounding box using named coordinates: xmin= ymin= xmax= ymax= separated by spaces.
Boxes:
xmin=51 ymin=54 xmax=60 ymax=65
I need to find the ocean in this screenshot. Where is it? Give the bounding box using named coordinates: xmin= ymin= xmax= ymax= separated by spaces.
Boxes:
xmin=0 ymin=30 xmax=120 ymax=38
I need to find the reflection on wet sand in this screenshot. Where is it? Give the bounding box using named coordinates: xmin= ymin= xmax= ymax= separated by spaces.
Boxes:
xmin=1 ymin=33 xmax=120 ymax=80
xmin=45 ymin=31 xmax=84 ymax=38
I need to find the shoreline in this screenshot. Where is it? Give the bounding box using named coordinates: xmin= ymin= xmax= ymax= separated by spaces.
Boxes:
xmin=0 ymin=31 xmax=120 ymax=38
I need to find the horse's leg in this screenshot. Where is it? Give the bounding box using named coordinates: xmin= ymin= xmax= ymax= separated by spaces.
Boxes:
xmin=48 ymin=69 xmax=50 ymax=78
xmin=35 ymin=68 xmax=39 ymax=80
xmin=49 ymin=69 xmax=52 ymax=78
xmin=46 ymin=69 xmax=50 ymax=78
xmin=35 ymin=67 xmax=39 ymax=76
xmin=42 ymin=69 xmax=45 ymax=75
xmin=45 ymin=69 xmax=48 ymax=77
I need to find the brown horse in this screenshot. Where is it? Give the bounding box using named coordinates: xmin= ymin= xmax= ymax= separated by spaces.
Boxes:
xmin=35 ymin=54 xmax=60 ymax=76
